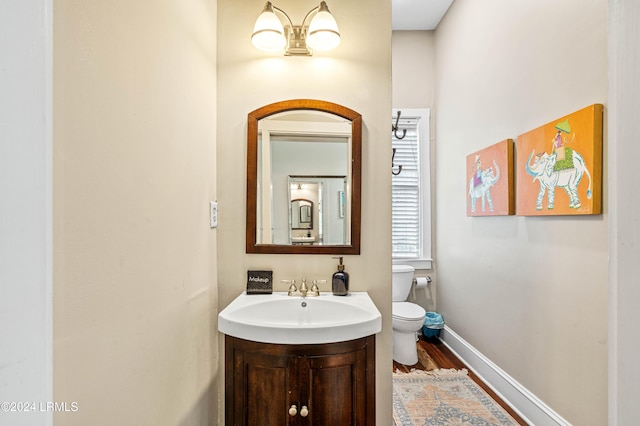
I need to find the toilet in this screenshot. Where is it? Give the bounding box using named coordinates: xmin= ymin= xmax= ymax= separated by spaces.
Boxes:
xmin=392 ymin=264 xmax=426 ymax=365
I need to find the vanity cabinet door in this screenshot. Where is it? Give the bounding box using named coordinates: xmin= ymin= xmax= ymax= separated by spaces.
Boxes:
xmin=298 ymin=348 xmax=368 ymax=426
xmin=226 ymin=338 xmax=298 ymax=426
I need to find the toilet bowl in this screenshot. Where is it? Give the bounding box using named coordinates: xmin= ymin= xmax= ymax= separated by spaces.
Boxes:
xmin=392 ymin=265 xmax=426 ymax=365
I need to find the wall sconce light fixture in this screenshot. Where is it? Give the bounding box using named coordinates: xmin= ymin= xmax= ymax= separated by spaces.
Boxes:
xmin=251 ymin=1 xmax=340 ymax=56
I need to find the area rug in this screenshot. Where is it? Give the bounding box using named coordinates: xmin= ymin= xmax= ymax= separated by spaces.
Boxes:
xmin=393 ymin=369 xmax=519 ymax=426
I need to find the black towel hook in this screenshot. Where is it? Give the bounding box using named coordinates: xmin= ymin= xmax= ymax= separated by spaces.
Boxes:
xmin=392 ymin=110 xmax=405 ymax=175
xmin=392 ymin=148 xmax=403 ymax=175
xmin=392 ymin=110 xmax=407 ymax=140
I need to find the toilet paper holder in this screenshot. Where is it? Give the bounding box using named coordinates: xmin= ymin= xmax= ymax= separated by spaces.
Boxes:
xmin=412 ymin=276 xmax=431 ymax=288
xmin=411 ymin=276 xmax=431 ymax=300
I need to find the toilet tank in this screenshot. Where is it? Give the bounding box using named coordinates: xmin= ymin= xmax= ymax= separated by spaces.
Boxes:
xmin=392 ymin=264 xmax=415 ymax=302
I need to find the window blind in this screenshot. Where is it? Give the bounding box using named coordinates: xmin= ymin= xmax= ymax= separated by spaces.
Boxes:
xmin=392 ymin=117 xmax=421 ymax=258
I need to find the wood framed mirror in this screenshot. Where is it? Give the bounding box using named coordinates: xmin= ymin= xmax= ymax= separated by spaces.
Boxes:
xmin=246 ymin=99 xmax=361 ymax=254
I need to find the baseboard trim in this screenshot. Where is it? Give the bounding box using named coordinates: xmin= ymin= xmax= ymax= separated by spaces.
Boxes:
xmin=440 ymin=326 xmax=570 ymax=426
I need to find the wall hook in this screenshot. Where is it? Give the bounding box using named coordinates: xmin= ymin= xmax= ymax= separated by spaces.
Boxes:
xmin=392 ymin=110 xmax=407 ymax=140
xmin=392 ymin=148 xmax=403 ymax=175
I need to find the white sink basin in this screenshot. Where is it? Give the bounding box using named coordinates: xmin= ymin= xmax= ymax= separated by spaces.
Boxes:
xmin=218 ymin=292 xmax=382 ymax=344
xmin=291 ymin=236 xmax=315 ymax=243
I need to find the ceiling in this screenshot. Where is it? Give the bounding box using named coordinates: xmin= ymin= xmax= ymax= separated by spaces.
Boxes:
xmin=392 ymin=0 xmax=454 ymax=30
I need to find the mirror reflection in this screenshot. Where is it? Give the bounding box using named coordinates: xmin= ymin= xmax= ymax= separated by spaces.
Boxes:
xmin=246 ymin=99 xmax=361 ymax=255
xmin=291 ymin=198 xmax=313 ymax=230
xmin=260 ymin=123 xmax=350 ymax=246
xmin=288 ymin=176 xmax=347 ymax=246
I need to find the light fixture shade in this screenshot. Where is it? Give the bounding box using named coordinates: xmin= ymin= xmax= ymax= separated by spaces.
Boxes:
xmin=306 ymin=1 xmax=340 ymax=51
xmin=252 ymin=2 xmax=286 ymax=52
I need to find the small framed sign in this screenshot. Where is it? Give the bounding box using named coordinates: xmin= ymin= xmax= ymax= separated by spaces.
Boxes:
xmin=246 ymin=270 xmax=273 ymax=294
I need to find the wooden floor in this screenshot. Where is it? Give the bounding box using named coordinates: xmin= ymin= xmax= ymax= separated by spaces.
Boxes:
xmin=393 ymin=336 xmax=528 ymax=425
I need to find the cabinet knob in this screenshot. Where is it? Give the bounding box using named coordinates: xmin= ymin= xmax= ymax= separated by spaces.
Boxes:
xmin=300 ymin=405 xmax=309 ymax=417
xmin=288 ymin=405 xmax=297 ymax=416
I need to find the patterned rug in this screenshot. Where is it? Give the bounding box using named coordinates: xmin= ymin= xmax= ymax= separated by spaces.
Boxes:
xmin=392 ymin=369 xmax=519 ymax=425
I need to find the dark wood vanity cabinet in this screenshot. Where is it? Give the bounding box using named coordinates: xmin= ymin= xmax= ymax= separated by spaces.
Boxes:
xmin=225 ymin=335 xmax=375 ymax=426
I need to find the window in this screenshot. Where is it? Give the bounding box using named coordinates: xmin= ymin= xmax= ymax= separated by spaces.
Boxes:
xmin=392 ymin=109 xmax=432 ymax=269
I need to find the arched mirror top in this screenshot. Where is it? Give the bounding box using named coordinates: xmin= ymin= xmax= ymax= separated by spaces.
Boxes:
xmin=246 ymin=99 xmax=362 ymax=254
xmin=248 ymin=99 xmax=362 ymax=124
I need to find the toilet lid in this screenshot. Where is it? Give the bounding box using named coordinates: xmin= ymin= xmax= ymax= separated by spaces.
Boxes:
xmin=392 ymin=264 xmax=414 ymax=273
xmin=392 ymin=302 xmax=426 ymax=320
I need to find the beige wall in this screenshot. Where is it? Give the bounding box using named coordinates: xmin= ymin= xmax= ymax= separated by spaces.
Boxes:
xmin=391 ymin=31 xmax=438 ymax=312
xmin=392 ymin=31 xmax=435 ymax=110
xmin=216 ymin=0 xmax=392 ymax=424
xmin=434 ymin=0 xmax=608 ymax=424
xmin=53 ymin=1 xmax=218 ymax=424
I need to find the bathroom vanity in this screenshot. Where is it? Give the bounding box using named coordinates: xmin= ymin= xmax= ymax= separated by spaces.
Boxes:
xmin=225 ymin=335 xmax=375 ymax=425
xmin=219 ymin=291 xmax=381 ymax=425
xmin=231 ymin=98 xmax=377 ymax=423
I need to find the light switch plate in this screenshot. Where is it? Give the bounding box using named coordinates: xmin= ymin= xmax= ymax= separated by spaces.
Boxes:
xmin=210 ymin=201 xmax=218 ymax=228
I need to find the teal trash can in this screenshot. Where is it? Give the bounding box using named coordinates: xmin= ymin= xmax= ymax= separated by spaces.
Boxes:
xmin=422 ymin=312 xmax=444 ymax=338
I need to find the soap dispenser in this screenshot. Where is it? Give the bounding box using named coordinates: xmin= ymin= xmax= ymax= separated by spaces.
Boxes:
xmin=332 ymin=256 xmax=349 ymax=296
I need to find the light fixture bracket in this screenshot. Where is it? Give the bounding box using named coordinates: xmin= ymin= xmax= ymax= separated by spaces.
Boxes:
xmin=284 ymin=25 xmax=312 ymax=56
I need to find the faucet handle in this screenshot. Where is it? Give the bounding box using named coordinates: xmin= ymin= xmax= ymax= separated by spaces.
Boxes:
xmin=288 ymin=283 xmax=298 ymax=295
xmin=282 ymin=280 xmax=297 ymax=296
xmin=310 ymin=280 xmax=325 ymax=296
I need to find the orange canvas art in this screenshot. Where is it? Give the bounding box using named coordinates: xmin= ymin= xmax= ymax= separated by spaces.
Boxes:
xmin=466 ymin=139 xmax=514 ymax=216
xmin=516 ymin=104 xmax=603 ymax=216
